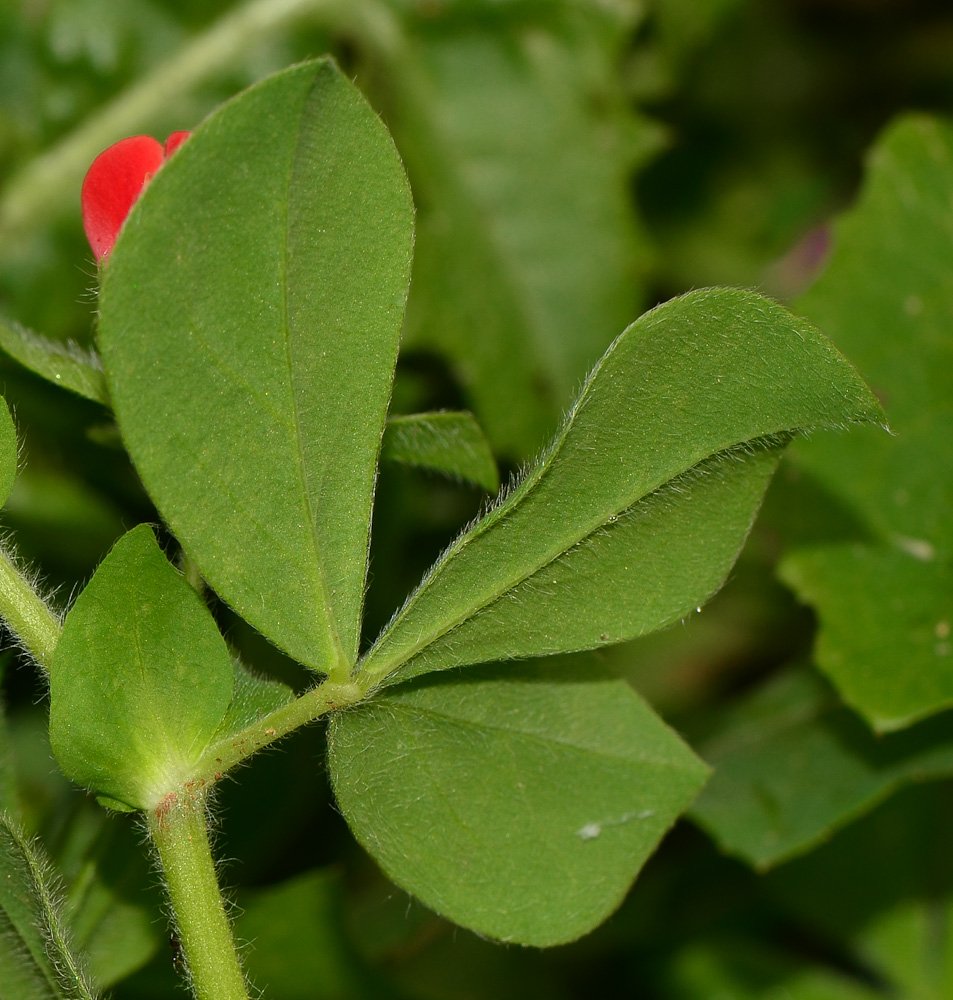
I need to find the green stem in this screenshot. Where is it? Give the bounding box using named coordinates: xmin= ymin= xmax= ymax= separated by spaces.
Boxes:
xmin=151 ymin=680 xmax=367 ymax=996
xmin=148 ymin=793 xmax=249 ymax=1000
xmin=0 ymin=0 xmax=353 ymax=242
xmin=193 ymin=678 xmax=363 ymax=785
xmin=0 ymin=545 xmax=61 ymax=671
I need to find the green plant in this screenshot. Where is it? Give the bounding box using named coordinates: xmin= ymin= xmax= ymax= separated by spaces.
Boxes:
xmin=3 ymin=3 xmax=953 ymax=998
xmin=0 ymin=55 xmax=881 ymax=999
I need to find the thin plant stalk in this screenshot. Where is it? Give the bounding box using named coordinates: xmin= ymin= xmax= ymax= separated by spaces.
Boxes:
xmin=148 ymin=793 xmax=249 ymax=1000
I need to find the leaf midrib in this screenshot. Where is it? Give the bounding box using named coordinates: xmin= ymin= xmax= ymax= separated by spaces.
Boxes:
xmin=279 ymin=78 xmax=346 ymax=672
xmin=364 ymin=431 xmax=785 ymax=681
xmin=371 ymin=697 xmax=703 ymax=772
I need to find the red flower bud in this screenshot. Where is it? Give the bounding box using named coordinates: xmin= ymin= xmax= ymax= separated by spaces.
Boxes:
xmin=82 ymin=132 xmax=191 ymax=262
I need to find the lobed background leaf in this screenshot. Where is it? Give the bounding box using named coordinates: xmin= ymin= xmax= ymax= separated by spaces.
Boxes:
xmin=783 ymin=115 xmax=953 ymax=731
xmin=379 ymin=2 xmax=658 ymax=456
xmin=234 ymin=869 xmax=386 ymax=999
xmin=35 ymin=804 xmax=161 ymax=990
xmin=690 ymin=668 xmax=953 ymax=869
xmin=661 ymin=939 xmax=885 ymax=1000
xmin=765 ymin=781 xmax=953 ymax=999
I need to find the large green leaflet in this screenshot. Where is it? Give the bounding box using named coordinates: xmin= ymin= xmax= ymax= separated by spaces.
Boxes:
xmin=786 ymin=115 xmax=953 ymax=731
xmin=48 ymin=525 xmax=233 ymax=811
xmin=359 ymin=288 xmax=882 ymax=686
xmin=97 ymin=59 xmax=414 ymax=676
xmin=329 ymin=658 xmax=709 ymax=947
xmin=0 ymin=817 xmax=98 ymax=1000
xmin=690 ymin=668 xmax=953 ymax=869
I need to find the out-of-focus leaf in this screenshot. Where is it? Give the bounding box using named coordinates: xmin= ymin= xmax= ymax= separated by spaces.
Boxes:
xmin=346 ymin=880 xmax=571 ymax=1000
xmin=3 ymin=465 xmax=126 ymax=585
xmin=49 ymin=525 xmax=233 ymax=811
xmin=382 ymin=412 xmax=498 ymax=492
xmin=663 ymin=938 xmax=884 ymax=1000
xmin=330 ymin=658 xmax=709 ymax=946
xmin=235 ymin=869 xmax=385 ymax=1000
xmin=0 ymin=395 xmax=16 ymax=510
xmin=360 ymin=288 xmax=882 ymax=686
xmin=0 ymin=816 xmax=98 ymax=999
xmin=785 ymin=115 xmax=953 ymax=731
xmin=782 ymin=547 xmax=952 ymax=730
xmin=650 ymin=0 xmax=750 ymax=70
xmin=691 ymin=668 xmax=953 ymax=869
xmin=0 ymin=657 xmax=19 ymax=825
xmin=380 ymin=2 xmax=658 ymax=455
xmin=97 ymin=59 xmax=414 ymax=676
xmin=58 ymin=808 xmax=160 ymax=989
xmin=767 ymin=781 xmax=953 ymax=1000
xmin=0 ymin=321 xmax=107 ymax=405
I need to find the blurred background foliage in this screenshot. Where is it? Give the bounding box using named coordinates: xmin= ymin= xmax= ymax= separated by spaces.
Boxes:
xmin=1 ymin=0 xmax=952 ymax=996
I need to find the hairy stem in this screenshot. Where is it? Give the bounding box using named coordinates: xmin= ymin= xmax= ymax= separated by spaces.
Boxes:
xmin=193 ymin=678 xmax=364 ymax=785
xmin=149 ymin=793 xmax=249 ymax=1000
xmin=0 ymin=545 xmax=61 ymax=672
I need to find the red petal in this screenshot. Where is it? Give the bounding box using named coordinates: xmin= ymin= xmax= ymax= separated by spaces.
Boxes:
xmin=164 ymin=131 xmax=191 ymax=157
xmin=81 ymin=135 xmax=164 ymax=261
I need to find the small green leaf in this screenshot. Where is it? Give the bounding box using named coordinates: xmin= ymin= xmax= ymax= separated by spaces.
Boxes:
xmin=0 ymin=396 xmax=18 ymax=509
xmin=361 ymin=288 xmax=882 ymax=685
xmin=329 ymin=657 xmax=709 ymax=946
xmin=787 ymin=114 xmax=953 ymax=730
xmin=0 ymin=320 xmax=107 ymax=406
xmin=212 ymin=659 xmax=295 ymax=743
xmin=382 ymin=412 xmax=498 ymax=492
xmin=98 ymin=59 xmax=414 ymax=676
xmin=0 ymin=816 xmax=98 ymax=1000
xmin=49 ymin=525 xmax=233 ymax=810
xmin=690 ymin=668 xmax=953 ymax=869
